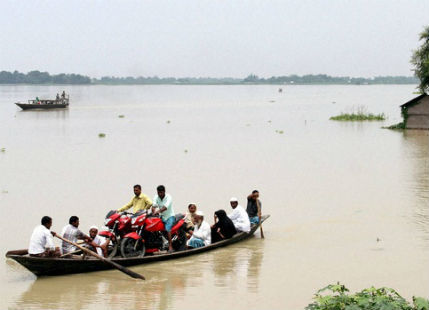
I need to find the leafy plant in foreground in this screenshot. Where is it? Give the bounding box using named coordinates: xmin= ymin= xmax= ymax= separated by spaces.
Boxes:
xmin=305 ymin=283 xmax=429 ymax=310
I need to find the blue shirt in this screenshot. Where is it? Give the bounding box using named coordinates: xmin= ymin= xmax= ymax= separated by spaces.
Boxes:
xmin=152 ymin=193 xmax=175 ymax=221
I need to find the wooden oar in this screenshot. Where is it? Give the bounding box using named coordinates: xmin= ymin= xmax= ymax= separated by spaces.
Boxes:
xmin=256 ymin=199 xmax=264 ymax=238
xmin=60 ymin=249 xmax=82 ymax=258
xmin=55 ymin=234 xmax=145 ymax=280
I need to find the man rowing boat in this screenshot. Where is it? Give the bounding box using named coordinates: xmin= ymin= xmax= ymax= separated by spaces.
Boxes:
xmin=28 ymin=216 xmax=58 ymax=257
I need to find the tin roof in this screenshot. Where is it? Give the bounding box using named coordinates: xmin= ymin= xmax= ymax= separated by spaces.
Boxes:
xmin=400 ymin=93 xmax=427 ymax=108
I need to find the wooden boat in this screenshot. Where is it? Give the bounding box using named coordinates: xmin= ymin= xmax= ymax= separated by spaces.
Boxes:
xmin=15 ymin=95 xmax=69 ymax=110
xmin=6 ymin=215 xmax=269 ymax=277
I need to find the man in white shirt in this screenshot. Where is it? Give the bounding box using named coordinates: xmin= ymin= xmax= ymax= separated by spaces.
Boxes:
xmin=85 ymin=226 xmax=109 ymax=257
xmin=228 ymin=197 xmax=251 ymax=233
xmin=61 ymin=216 xmax=90 ymax=254
xmin=187 ymin=211 xmax=211 ymax=248
xmin=28 ymin=216 xmax=57 ymax=257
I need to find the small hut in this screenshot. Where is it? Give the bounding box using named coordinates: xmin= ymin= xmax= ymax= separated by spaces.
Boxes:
xmin=400 ymin=93 xmax=429 ymax=129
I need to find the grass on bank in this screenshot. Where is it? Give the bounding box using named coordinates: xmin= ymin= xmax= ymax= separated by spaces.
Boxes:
xmin=330 ymin=105 xmax=386 ymax=121
xmin=306 ymin=283 xmax=429 ymax=310
xmin=383 ymin=122 xmax=406 ymax=130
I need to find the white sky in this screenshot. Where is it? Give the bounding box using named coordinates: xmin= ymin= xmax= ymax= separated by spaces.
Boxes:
xmin=0 ymin=0 xmax=428 ymax=78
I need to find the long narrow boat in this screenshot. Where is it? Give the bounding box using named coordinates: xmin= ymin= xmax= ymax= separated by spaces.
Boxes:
xmin=15 ymin=96 xmax=69 ymax=110
xmin=6 ymin=215 xmax=269 ymax=277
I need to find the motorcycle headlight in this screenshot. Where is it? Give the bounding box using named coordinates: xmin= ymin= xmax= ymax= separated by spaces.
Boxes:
xmin=131 ymin=217 xmax=137 ymax=225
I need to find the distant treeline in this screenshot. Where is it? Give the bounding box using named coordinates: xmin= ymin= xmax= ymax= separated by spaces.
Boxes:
xmin=0 ymin=70 xmax=91 ymax=84
xmin=0 ymin=70 xmax=419 ymax=85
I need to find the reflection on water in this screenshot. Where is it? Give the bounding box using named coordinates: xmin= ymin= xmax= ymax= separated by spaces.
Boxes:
xmin=13 ymin=240 xmax=264 ymax=310
xmin=16 ymin=109 xmax=69 ymax=121
xmin=403 ymin=131 xmax=429 ymax=247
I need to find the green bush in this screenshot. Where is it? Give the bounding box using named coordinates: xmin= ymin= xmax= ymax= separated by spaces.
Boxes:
xmin=306 ymin=283 xmax=429 ymax=310
xmin=330 ymin=113 xmax=385 ymax=121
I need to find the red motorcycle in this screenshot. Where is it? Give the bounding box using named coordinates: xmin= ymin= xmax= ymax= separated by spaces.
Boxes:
xmin=98 ymin=210 xmax=143 ymax=257
xmin=120 ymin=213 xmax=187 ymax=257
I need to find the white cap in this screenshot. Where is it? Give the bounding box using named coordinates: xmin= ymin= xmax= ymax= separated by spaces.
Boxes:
xmin=230 ymin=197 xmax=238 ymax=202
xmin=195 ymin=210 xmax=204 ymax=217
xmin=90 ymin=225 xmax=99 ymax=231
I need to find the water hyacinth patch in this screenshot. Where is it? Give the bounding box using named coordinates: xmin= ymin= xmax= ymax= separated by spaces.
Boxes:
xmin=330 ymin=105 xmax=385 ymax=121
xmin=305 ymin=283 xmax=429 ymax=310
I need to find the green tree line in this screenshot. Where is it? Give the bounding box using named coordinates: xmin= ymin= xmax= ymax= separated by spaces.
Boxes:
xmin=0 ymin=70 xmax=91 ymax=84
xmin=0 ymin=70 xmax=419 ymax=85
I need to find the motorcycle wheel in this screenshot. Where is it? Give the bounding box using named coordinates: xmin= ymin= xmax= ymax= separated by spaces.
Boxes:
xmin=120 ymin=237 xmax=146 ymax=258
xmin=107 ymin=239 xmax=118 ymax=258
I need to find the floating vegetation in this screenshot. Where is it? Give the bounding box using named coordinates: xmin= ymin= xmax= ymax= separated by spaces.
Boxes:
xmin=118 ymin=115 xmax=125 ymax=118
xmin=330 ymin=105 xmax=385 ymax=121
xmin=330 ymin=113 xmax=385 ymax=121
xmin=268 ymin=120 xmax=272 ymax=123
xmin=383 ymin=122 xmax=406 ymax=130
xmin=0 ymin=148 xmax=5 ymax=153
xmin=184 ymin=149 xmax=188 ymax=153
xmin=275 ymin=130 xmax=284 ymax=134
xmin=246 ymin=123 xmax=251 ymax=127
xmin=166 ymin=120 xmax=171 ymax=124
xmin=98 ymin=133 xmax=106 ymax=138
xmin=1 ymin=190 xmax=8 ymax=194
xmin=305 ymin=283 xmax=429 ymax=310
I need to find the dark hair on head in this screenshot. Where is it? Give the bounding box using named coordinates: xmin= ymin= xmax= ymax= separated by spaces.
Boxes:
xmin=214 ymin=209 xmax=227 ymax=219
xmin=157 ymin=185 xmax=165 ymax=192
xmin=69 ymin=216 xmax=79 ymax=224
xmin=252 ymin=190 xmax=259 ymax=194
xmin=188 ymin=203 xmax=196 ymax=209
xmin=41 ymin=216 xmax=52 ymax=226
xmin=134 ymin=184 xmax=141 ymax=190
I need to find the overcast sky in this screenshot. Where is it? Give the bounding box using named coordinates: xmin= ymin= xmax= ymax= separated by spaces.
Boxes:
xmin=0 ymin=0 xmax=428 ymax=78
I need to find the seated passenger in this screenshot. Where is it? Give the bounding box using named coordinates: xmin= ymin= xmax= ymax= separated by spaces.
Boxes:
xmin=211 ymin=210 xmax=237 ymax=243
xmin=187 ymin=211 xmax=211 ymax=248
xmin=184 ymin=203 xmax=197 ymax=230
xmin=28 ymin=216 xmax=58 ymax=257
xmin=85 ymin=226 xmax=109 ymax=257
xmin=61 ymin=216 xmax=91 ymax=254
xmin=227 ymin=197 xmax=251 ymax=233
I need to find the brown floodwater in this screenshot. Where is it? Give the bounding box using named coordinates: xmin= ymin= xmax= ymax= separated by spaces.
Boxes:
xmin=1 ymin=85 xmax=428 ymax=309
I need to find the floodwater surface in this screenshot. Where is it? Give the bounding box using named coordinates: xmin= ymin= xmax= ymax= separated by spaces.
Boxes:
xmin=0 ymin=85 xmax=428 ymax=309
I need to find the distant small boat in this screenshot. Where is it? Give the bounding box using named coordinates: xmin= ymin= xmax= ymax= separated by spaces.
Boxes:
xmin=15 ymin=94 xmax=69 ymax=110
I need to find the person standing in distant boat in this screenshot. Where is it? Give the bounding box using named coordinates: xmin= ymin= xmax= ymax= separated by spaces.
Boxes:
xmin=56 ymin=93 xmax=60 ymax=102
xmin=246 ymin=190 xmax=262 ymax=225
